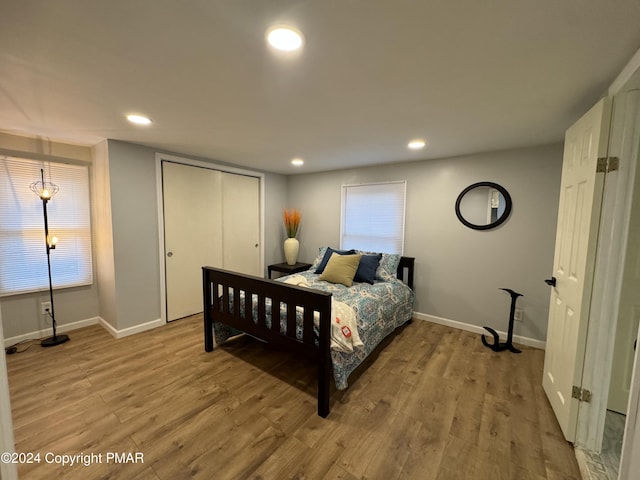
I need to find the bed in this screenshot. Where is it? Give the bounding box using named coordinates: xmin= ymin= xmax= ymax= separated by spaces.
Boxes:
xmin=202 ymin=247 xmax=415 ymax=417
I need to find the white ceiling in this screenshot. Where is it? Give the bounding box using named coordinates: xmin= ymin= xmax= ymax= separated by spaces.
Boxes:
xmin=1 ymin=1 xmax=639 ymax=175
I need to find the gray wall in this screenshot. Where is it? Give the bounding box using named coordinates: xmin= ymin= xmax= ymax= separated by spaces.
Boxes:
xmin=264 ymin=172 xmax=289 ymax=269
xmin=91 ymin=140 xmax=117 ymax=330
xmin=288 ymin=144 xmax=563 ymax=342
xmin=105 ymin=140 xmax=287 ymax=330
xmin=106 ymin=140 xmax=162 ymax=329
xmin=1 ymin=134 xmax=287 ymax=338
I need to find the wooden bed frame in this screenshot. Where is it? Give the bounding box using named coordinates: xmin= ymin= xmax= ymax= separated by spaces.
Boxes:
xmin=203 ymin=256 xmax=415 ymax=417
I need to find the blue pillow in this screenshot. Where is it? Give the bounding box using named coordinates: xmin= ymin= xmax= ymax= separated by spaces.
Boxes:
xmin=354 ymin=254 xmax=382 ymax=284
xmin=314 ymin=247 xmax=356 ymax=273
xmin=355 ymin=250 xmax=401 ymax=281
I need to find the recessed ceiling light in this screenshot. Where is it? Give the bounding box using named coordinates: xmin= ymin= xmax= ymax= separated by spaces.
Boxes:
xmin=126 ymin=114 xmax=152 ymax=125
xmin=408 ymin=139 xmax=426 ymax=150
xmin=266 ymin=26 xmax=304 ymax=52
xmin=291 ymin=158 xmax=304 ymax=166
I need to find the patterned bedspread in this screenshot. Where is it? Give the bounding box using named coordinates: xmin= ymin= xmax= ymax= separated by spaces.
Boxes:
xmin=213 ymin=269 xmax=415 ymax=390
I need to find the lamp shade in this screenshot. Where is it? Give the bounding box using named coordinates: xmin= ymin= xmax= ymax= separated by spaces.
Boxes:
xmin=30 ymin=179 xmax=59 ymax=200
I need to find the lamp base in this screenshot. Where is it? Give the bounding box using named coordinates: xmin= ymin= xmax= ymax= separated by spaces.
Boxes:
xmin=41 ymin=334 xmax=69 ymax=347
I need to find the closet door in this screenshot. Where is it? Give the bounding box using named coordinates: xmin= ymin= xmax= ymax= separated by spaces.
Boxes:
xmin=163 ymin=162 xmax=222 ymax=321
xmin=221 ymin=172 xmax=260 ymax=276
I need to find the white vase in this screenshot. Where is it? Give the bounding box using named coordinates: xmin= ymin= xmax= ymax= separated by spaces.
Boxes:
xmin=284 ymin=237 xmax=299 ymax=265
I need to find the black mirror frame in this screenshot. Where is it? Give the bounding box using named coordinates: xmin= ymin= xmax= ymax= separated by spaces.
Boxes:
xmin=455 ymin=181 xmax=512 ymax=230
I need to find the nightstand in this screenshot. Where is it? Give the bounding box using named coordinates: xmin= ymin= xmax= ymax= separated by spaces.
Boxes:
xmin=268 ymin=262 xmax=312 ymax=279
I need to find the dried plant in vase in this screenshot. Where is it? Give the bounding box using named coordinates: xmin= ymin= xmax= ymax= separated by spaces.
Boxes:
xmin=283 ymin=208 xmax=301 ymax=265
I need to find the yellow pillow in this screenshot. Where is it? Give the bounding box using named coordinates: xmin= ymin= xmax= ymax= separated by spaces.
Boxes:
xmin=319 ymin=253 xmax=362 ymax=287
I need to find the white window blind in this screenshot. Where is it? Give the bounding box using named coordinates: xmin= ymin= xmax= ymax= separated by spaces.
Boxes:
xmin=341 ymin=181 xmax=406 ymax=254
xmin=0 ymin=157 xmax=93 ymax=296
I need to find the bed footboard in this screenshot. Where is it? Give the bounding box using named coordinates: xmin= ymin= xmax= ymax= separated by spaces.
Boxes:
xmin=202 ymin=266 xmax=333 ymax=417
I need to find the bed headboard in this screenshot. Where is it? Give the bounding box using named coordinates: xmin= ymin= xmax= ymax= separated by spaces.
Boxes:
xmin=397 ymin=256 xmax=415 ymax=290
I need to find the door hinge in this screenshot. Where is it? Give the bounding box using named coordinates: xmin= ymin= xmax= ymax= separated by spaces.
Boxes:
xmin=572 ymin=385 xmax=592 ymax=403
xmin=596 ymin=157 xmax=607 ymax=173
xmin=596 ymin=157 xmax=619 ymax=173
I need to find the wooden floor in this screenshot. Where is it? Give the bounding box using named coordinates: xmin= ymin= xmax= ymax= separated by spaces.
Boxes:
xmin=6 ymin=316 xmax=582 ymax=480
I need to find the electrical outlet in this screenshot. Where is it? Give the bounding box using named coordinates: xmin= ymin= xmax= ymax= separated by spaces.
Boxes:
xmin=514 ymin=307 xmax=524 ymax=322
xmin=41 ymin=301 xmax=51 ymax=315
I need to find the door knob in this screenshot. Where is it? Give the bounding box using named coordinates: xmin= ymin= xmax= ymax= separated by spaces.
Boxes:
xmin=544 ymin=276 xmax=556 ymax=287
xmin=167 ymin=251 xmax=173 ymax=257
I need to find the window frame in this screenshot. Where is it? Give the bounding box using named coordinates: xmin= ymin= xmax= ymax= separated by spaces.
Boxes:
xmin=340 ymin=180 xmax=407 ymax=254
xmin=0 ymin=156 xmax=93 ymax=297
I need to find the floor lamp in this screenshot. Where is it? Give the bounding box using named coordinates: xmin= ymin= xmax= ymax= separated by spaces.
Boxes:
xmin=30 ymin=169 xmax=69 ymax=347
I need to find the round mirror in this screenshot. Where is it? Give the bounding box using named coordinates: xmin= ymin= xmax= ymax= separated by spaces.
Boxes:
xmin=455 ymin=182 xmax=512 ymax=230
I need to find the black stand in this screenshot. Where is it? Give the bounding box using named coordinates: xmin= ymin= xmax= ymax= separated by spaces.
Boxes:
xmin=37 ymin=169 xmax=69 ymax=348
xmin=481 ymin=288 xmax=522 ymax=353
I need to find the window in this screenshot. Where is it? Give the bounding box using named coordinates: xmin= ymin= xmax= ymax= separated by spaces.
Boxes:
xmin=341 ymin=181 xmax=406 ymax=254
xmin=0 ymin=157 xmax=93 ymax=296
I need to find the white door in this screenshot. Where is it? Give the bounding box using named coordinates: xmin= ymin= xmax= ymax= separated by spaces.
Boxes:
xmin=608 ymin=251 xmax=640 ymax=414
xmin=608 ymin=95 xmax=640 ymax=413
xmin=608 ymin=186 xmax=640 ymax=415
xmin=0 ymin=309 xmax=17 ymax=480
xmin=221 ymin=172 xmax=260 ymax=275
xmin=163 ymin=162 xmax=223 ymax=321
xmin=543 ymin=98 xmax=612 ymax=441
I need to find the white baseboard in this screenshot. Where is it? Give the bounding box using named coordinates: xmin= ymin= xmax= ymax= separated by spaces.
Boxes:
xmin=99 ymin=317 xmax=165 ymax=339
xmin=413 ymin=311 xmax=546 ymax=350
xmin=5 ymin=310 xmax=541 ymax=349
xmin=4 ymin=316 xmax=166 ymax=347
xmin=3 ymin=316 xmax=100 ymax=347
